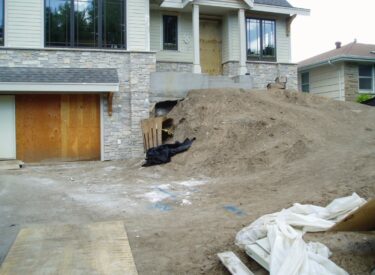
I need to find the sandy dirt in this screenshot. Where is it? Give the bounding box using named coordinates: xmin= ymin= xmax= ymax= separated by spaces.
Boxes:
xmin=0 ymin=88 xmax=375 ymax=274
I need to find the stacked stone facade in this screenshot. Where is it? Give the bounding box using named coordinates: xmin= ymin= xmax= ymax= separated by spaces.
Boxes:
xmin=0 ymin=48 xmax=156 ymax=160
xmin=156 ymin=61 xmax=193 ymax=73
xmin=223 ymin=61 xmax=298 ymax=90
xmin=344 ymin=63 xmax=360 ymax=102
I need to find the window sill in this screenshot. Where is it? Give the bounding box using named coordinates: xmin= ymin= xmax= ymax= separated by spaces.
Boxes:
xmin=358 ymin=90 xmax=375 ymax=94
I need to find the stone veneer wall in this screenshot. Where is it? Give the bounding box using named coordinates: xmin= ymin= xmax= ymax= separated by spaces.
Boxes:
xmin=223 ymin=61 xmax=298 ymax=90
xmin=344 ymin=63 xmax=359 ymax=102
xmin=156 ymin=61 xmax=193 ymax=73
xmin=0 ymin=48 xmax=156 ymax=160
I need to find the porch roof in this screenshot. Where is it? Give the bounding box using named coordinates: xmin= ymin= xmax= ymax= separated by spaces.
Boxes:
xmin=0 ymin=67 xmax=119 ymax=93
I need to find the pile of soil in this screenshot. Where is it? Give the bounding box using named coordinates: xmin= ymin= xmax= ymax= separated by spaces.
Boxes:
xmin=167 ymin=88 xmax=375 ymax=177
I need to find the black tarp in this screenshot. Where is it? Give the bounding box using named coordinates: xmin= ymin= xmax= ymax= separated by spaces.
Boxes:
xmin=142 ymin=138 xmax=196 ymax=167
xmin=362 ymin=97 xmax=375 ymax=106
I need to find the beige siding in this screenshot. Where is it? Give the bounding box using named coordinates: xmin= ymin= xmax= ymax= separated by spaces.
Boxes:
xmin=305 ymin=65 xmax=343 ymax=100
xmin=222 ymin=15 xmax=229 ymax=62
xmin=150 ymin=10 xmax=193 ymax=63
xmin=127 ymin=0 xmax=149 ymax=50
xmin=227 ymin=13 xmax=240 ymax=62
xmin=5 ymin=0 xmax=43 ymax=48
xmin=276 ymin=18 xmax=290 ymax=63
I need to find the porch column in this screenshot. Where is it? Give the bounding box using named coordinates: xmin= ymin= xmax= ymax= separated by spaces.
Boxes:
xmin=193 ymin=4 xmax=201 ymax=74
xmin=238 ymin=9 xmax=248 ymax=75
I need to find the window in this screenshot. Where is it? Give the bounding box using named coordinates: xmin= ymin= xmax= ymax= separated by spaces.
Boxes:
xmin=358 ymin=65 xmax=374 ymax=92
xmin=163 ymin=15 xmax=178 ymax=51
xmin=301 ymin=72 xmax=309 ymax=93
xmin=45 ymin=0 xmax=126 ymax=48
xmin=246 ymin=18 xmax=276 ymax=61
xmin=0 ymin=0 xmax=3 ymax=46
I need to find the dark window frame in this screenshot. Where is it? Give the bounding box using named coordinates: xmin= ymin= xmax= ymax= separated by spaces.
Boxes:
xmin=301 ymin=72 xmax=309 ymax=93
xmin=162 ymin=14 xmax=178 ymax=51
xmin=45 ymin=0 xmax=127 ymax=49
xmin=0 ymin=0 xmax=4 ymax=46
xmin=358 ymin=64 xmax=374 ymax=93
xmin=246 ymin=17 xmax=276 ymax=62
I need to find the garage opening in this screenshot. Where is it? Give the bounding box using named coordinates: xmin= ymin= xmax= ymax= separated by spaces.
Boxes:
xmin=16 ymin=94 xmax=101 ymax=163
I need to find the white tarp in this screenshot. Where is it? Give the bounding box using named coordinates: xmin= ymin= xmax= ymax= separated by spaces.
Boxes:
xmin=236 ymin=193 xmax=366 ymax=275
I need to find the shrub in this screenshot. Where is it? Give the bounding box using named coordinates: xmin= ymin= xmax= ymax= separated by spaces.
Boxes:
xmin=356 ymin=94 xmax=375 ymax=103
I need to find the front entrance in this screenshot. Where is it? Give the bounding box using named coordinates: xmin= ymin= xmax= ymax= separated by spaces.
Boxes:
xmin=16 ymin=94 xmax=101 ymax=162
xmin=0 ymin=96 xmax=16 ymax=159
xmin=200 ymin=18 xmax=223 ymax=75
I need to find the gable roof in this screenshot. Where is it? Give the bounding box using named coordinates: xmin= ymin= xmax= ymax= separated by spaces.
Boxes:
xmin=299 ymin=42 xmax=375 ymax=70
xmin=254 ymin=0 xmax=293 ymax=8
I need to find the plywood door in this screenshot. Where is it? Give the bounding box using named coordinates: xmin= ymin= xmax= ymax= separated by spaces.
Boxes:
xmin=0 ymin=96 xmax=16 ymax=159
xmin=200 ymin=19 xmax=223 ymax=75
xmin=16 ymin=94 xmax=100 ymax=162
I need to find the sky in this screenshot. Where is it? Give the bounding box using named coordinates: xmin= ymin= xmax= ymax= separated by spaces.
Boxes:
xmin=288 ymin=0 xmax=375 ymax=63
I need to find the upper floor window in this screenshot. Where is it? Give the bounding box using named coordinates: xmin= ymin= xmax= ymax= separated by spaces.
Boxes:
xmin=358 ymin=65 xmax=374 ymax=92
xmin=45 ymin=0 xmax=126 ymax=49
xmin=301 ymin=72 xmax=310 ymax=93
xmin=0 ymin=0 xmax=4 ymax=46
xmin=246 ymin=18 xmax=276 ymax=61
xmin=163 ymin=15 xmax=178 ymax=51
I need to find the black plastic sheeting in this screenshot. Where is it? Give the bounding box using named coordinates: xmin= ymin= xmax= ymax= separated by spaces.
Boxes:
xmin=142 ymin=138 xmax=196 ymax=167
xmin=362 ymin=97 xmax=375 ymax=106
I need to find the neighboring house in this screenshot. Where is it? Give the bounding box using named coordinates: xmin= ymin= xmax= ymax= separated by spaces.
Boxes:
xmin=0 ymin=0 xmax=308 ymax=163
xmin=298 ymin=42 xmax=375 ymax=102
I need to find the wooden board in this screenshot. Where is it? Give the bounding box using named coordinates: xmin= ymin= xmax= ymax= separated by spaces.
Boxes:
xmin=200 ymin=19 xmax=223 ymax=76
xmin=0 ymin=221 xmax=138 ymax=275
xmin=16 ymin=94 xmax=100 ymax=162
xmin=329 ymin=199 xmax=375 ymax=232
xmin=245 ymin=242 xmax=270 ymax=272
xmin=141 ymin=117 xmax=164 ymax=151
xmin=218 ymin=251 xmax=254 ymax=275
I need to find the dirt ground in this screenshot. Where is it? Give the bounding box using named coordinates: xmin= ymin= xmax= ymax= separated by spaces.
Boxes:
xmin=1 ymin=89 xmax=375 ymax=274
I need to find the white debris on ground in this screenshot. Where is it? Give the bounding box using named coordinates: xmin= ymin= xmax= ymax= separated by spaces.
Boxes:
xmin=235 ymin=193 xmax=366 ymax=275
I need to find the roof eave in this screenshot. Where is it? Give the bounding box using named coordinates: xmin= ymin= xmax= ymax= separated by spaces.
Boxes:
xmin=252 ymin=4 xmax=310 ymax=15
xmin=298 ymin=56 xmax=375 ymax=71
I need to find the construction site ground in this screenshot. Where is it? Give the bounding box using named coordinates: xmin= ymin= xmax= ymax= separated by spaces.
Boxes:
xmin=0 ymin=89 xmax=374 ymax=274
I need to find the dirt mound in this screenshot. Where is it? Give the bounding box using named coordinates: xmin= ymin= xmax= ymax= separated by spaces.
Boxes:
xmin=166 ymin=88 xmax=375 ymax=177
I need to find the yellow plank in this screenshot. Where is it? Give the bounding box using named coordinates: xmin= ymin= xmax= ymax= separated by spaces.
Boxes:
xmin=0 ymin=221 xmax=138 ymax=275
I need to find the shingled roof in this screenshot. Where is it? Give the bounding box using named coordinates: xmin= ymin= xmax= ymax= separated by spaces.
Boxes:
xmin=0 ymin=67 xmax=119 ymax=83
xmin=254 ymin=0 xmax=293 ymax=8
xmin=299 ymin=42 xmax=375 ymax=70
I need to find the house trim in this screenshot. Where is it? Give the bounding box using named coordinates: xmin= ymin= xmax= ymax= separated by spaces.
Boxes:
xmin=299 ymin=56 xmax=375 ymax=72
xmin=252 ymin=4 xmax=310 ymax=16
xmin=0 ymin=83 xmax=120 ymax=93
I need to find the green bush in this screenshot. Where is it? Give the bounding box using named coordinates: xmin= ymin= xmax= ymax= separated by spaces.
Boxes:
xmin=356 ymin=94 xmax=375 ymax=103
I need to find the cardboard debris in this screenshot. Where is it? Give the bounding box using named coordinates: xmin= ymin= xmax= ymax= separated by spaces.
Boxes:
xmin=330 ymin=199 xmax=375 ymax=232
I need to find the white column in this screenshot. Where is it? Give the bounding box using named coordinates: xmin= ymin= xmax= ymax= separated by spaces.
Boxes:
xmin=238 ymin=9 xmax=248 ymax=75
xmin=193 ymin=4 xmax=201 ymax=74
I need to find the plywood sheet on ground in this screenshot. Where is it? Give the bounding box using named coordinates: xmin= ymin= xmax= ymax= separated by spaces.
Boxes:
xmin=330 ymin=199 xmax=375 ymax=232
xmin=0 ymin=221 xmax=138 ymax=275
xmin=16 ymin=94 xmax=100 ymax=162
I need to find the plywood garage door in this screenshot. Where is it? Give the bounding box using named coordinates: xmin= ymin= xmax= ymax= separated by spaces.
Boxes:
xmin=16 ymin=94 xmax=100 ymax=162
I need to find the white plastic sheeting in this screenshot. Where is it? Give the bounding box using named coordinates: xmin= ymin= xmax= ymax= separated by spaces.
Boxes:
xmin=236 ymin=193 xmax=366 ymax=275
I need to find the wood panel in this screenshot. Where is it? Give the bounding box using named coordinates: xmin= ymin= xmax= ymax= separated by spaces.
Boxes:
xmin=16 ymin=94 xmax=100 ymax=162
xmin=200 ymin=19 xmax=223 ymax=75
xmin=0 ymin=221 xmax=138 ymax=275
